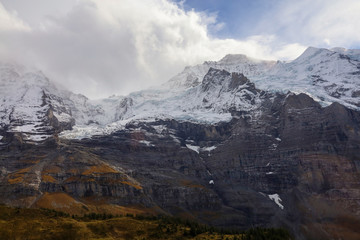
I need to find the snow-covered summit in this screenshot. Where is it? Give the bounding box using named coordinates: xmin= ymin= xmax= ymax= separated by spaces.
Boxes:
xmin=263 ymin=47 xmax=360 ymax=108
xmin=0 ymin=63 xmax=75 ymax=142
xmin=164 ymin=54 xmax=276 ymax=90
xmin=165 ymin=46 xmax=360 ymax=109
xmin=331 ymin=47 xmax=360 ymax=61
xmin=0 ymin=63 xmax=129 ymax=142
xmin=218 ymin=54 xmax=262 ymax=64
xmin=1 ymin=46 xmax=360 ymax=141
xmin=60 ymin=68 xmax=263 ymax=139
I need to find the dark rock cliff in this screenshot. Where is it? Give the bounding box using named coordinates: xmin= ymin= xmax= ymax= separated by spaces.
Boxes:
xmin=0 ymin=72 xmax=360 ymax=240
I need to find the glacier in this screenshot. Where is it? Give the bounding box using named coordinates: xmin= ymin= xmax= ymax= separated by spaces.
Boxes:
xmin=0 ymin=46 xmax=360 ymax=141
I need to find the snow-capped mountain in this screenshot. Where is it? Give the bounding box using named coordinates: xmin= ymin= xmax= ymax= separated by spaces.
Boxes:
xmin=60 ymin=69 xmax=265 ymax=139
xmin=0 ymin=63 xmax=127 ymax=142
xmin=164 ymin=53 xmax=276 ymax=90
xmin=74 ymin=46 xmax=359 ymax=138
xmin=165 ymin=47 xmax=360 ymax=109
xmin=1 ymin=47 xmax=360 ymax=240
xmin=0 ymin=63 xmax=67 ymax=142
xmin=0 ymin=46 xmax=359 ymax=141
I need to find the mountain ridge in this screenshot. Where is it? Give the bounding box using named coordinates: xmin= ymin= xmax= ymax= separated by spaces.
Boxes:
xmin=2 ymin=46 xmax=360 ymax=142
xmin=1 ymin=47 xmax=360 ymax=239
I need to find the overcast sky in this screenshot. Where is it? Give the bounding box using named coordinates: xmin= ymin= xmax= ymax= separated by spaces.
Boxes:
xmin=1 ymin=0 xmax=359 ymax=99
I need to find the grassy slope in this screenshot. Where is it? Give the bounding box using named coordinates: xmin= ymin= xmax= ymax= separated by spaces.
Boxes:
xmin=0 ymin=205 xmax=293 ymax=240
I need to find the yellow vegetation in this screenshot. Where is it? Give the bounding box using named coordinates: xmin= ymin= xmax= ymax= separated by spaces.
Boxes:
xmin=36 ymin=192 xmax=79 ymax=206
xmin=0 ymin=204 xmax=292 ymax=240
xmin=79 ymin=199 xmax=151 ymax=216
xmin=8 ymin=176 xmax=23 ymax=184
xmin=35 ymin=192 xmax=152 ymax=216
xmin=7 ymin=167 xmax=32 ymax=184
xmin=16 ymin=167 xmax=31 ymax=174
xmin=82 ymin=164 xmax=118 ymax=175
xmin=43 ymin=166 xmax=62 ymax=174
xmin=42 ymin=174 xmax=57 ymax=183
xmin=68 ymin=168 xmax=80 ymax=174
xmin=0 ymin=205 xmax=161 ymax=240
xmin=34 ymin=192 xmax=85 ymax=214
xmin=64 ymin=176 xmax=80 ymax=182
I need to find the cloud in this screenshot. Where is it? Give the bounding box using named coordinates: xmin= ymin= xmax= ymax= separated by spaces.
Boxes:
xmin=255 ymin=0 xmax=360 ymax=48
xmin=0 ymin=2 xmax=29 ymax=31
xmin=0 ymin=0 xmax=306 ymax=99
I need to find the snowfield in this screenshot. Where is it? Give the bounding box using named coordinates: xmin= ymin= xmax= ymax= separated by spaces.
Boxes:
xmin=0 ymin=46 xmax=359 ymax=140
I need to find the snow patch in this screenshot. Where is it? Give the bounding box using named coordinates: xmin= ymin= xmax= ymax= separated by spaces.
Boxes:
xmin=152 ymin=125 xmax=167 ymax=134
xmin=27 ymin=134 xmax=52 ymax=142
xmin=53 ymin=112 xmax=73 ymax=123
xmin=209 ymin=180 xmax=214 ymax=184
xmin=268 ymin=194 xmax=284 ymax=209
xmin=266 ymin=172 xmax=274 ymax=175
xmin=275 ymin=138 xmax=281 ymax=141
xmin=12 ymin=124 xmax=37 ymax=133
xmin=202 ymin=146 xmax=217 ymax=152
xmin=269 ymin=143 xmax=278 ymax=150
xmin=0 ymin=136 xmax=2 ymax=141
xmin=170 ymin=135 xmax=181 ymax=144
xmin=139 ymin=140 xmax=153 ymax=146
xmin=186 ymin=144 xmax=200 ymax=154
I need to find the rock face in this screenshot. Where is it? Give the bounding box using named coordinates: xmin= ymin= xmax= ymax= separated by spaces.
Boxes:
xmin=0 ymin=74 xmax=360 ymax=239
xmin=1 ymin=47 xmax=360 ymax=239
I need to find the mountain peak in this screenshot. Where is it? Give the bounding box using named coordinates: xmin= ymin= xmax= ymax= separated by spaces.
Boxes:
xmin=330 ymin=47 xmax=360 ymax=61
xmin=218 ymin=54 xmax=254 ymax=64
xmin=293 ymin=46 xmax=331 ymax=62
xmin=331 ymin=47 xmax=348 ymax=52
xmin=2 ymin=45 xmax=360 ymax=141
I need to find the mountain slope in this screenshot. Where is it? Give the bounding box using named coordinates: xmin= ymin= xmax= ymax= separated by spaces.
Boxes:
xmin=1 ymin=83 xmax=360 ymax=239
xmin=165 ymin=47 xmax=360 ymax=109
xmin=0 ymin=63 xmax=73 ymax=142
xmin=57 ymin=47 xmax=359 ymax=140
xmin=1 ymin=46 xmax=360 ymax=141
xmin=0 ymin=63 xmax=128 ymax=142
xmin=1 ymin=47 xmax=360 ymax=239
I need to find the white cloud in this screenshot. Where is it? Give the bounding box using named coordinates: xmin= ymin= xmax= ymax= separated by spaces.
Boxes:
xmin=256 ymin=0 xmax=360 ymax=48
xmin=0 ymin=0 xmax=306 ymax=99
xmin=0 ymin=2 xmax=29 ymax=31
